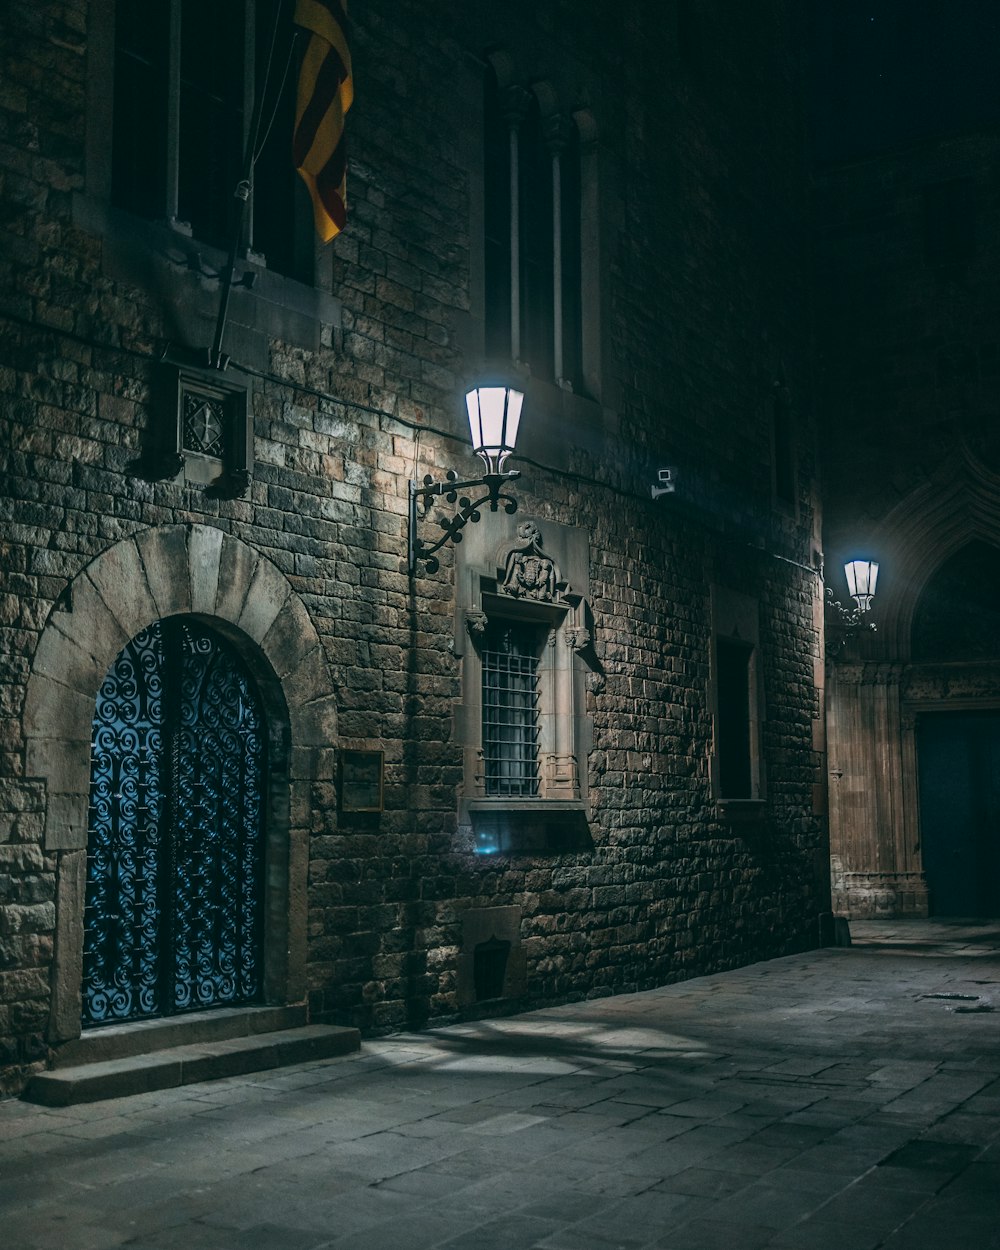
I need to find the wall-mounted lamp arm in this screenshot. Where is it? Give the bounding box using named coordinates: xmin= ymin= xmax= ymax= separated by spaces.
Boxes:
xmin=824 ymin=586 xmax=877 ymax=659
xmin=408 ymin=470 xmax=520 ymax=575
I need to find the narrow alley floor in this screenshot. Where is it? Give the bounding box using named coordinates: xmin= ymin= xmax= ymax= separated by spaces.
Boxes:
xmin=2 ymin=919 xmax=999 ymax=1250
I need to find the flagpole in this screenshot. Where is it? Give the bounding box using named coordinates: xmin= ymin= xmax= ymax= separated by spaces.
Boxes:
xmin=209 ymin=100 xmax=266 ymax=371
xmin=209 ymin=7 xmax=291 ymax=370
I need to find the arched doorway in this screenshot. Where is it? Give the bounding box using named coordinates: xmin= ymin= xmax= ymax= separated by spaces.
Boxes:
xmin=27 ymin=524 xmax=337 ymax=1047
xmin=83 ymin=617 xmax=267 ymax=1026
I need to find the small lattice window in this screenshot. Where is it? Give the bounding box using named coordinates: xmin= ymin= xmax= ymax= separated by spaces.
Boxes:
xmin=481 ymin=622 xmax=541 ymax=797
xmin=183 ymin=395 xmax=226 ymax=459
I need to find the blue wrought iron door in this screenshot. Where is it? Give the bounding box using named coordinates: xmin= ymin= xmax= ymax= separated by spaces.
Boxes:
xmin=83 ymin=619 xmax=266 ymax=1026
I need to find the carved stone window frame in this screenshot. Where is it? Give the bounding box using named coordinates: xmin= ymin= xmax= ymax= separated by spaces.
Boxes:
xmin=453 ymin=516 xmax=594 ymax=851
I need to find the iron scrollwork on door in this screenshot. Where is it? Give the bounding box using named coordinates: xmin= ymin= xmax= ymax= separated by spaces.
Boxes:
xmin=83 ymin=619 xmax=266 ymax=1027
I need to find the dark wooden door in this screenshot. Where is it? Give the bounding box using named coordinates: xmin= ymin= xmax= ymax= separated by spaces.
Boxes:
xmin=917 ymin=712 xmax=1000 ymax=916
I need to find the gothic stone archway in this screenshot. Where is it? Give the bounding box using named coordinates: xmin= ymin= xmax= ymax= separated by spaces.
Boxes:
xmin=24 ymin=525 xmax=336 ymax=1045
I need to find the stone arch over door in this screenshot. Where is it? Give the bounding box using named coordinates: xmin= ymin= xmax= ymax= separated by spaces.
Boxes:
xmin=24 ymin=525 xmax=336 ymax=1045
xmin=828 ymin=462 xmax=1000 ymax=917
xmin=867 ymin=460 xmax=1000 ymax=662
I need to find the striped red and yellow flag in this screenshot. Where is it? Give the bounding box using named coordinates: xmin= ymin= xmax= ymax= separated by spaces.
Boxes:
xmin=293 ymin=0 xmax=353 ymax=242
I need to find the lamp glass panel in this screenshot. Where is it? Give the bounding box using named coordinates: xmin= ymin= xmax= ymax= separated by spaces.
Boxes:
xmin=466 ymin=386 xmax=524 ymax=468
xmin=868 ymin=561 xmax=879 ymax=595
xmin=845 ymin=559 xmax=878 ymax=598
xmin=466 ymin=389 xmax=483 ymax=450
xmin=476 ymin=386 xmax=509 ymax=451
xmin=504 ymin=388 xmax=523 ymax=451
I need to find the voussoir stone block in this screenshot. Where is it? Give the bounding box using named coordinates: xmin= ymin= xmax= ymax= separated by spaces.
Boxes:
xmin=83 ymin=539 xmax=157 ymax=641
xmin=44 ymin=792 xmax=88 ymax=851
xmin=237 ymin=556 xmax=292 ymax=644
xmin=282 ymin=645 xmax=334 ymax=711
xmin=22 ymin=674 xmax=93 ymax=742
xmin=51 ymin=577 xmax=129 ymax=675
xmin=188 ymin=524 xmax=225 ymax=615
xmin=30 ymin=619 xmax=104 ymax=700
xmin=260 ymin=593 xmax=323 ymax=679
xmin=26 ymin=736 xmax=91 ymax=797
xmin=215 ymin=534 xmax=261 ymax=623
xmin=134 ymin=526 xmax=193 ymax=619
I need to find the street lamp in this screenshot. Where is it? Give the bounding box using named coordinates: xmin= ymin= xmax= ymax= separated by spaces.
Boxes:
xmin=824 ymin=556 xmax=879 ymax=658
xmin=844 ymin=558 xmax=879 ymax=613
xmin=408 ymin=383 xmax=524 ymax=575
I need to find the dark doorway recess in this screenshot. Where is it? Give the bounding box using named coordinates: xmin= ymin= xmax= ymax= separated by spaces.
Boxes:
xmin=474 ymin=936 xmax=511 ymax=1002
xmin=917 ymin=711 xmax=1000 ymax=917
xmin=82 ymin=618 xmax=267 ymax=1027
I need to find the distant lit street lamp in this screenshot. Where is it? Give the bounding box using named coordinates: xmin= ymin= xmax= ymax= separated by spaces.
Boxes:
xmin=844 ymin=558 xmax=879 ymax=613
xmin=825 ymin=557 xmax=879 ymax=658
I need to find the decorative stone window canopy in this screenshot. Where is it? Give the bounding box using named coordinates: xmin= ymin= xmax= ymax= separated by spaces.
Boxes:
xmin=453 ymin=516 xmax=596 ymax=852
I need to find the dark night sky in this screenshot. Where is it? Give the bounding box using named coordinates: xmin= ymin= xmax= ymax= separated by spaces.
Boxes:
xmin=809 ymin=0 xmax=1000 ymax=163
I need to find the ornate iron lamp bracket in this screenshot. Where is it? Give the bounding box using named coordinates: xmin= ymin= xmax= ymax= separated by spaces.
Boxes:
xmin=824 ymin=586 xmax=877 ymax=660
xmin=409 ymin=469 xmax=520 ymax=574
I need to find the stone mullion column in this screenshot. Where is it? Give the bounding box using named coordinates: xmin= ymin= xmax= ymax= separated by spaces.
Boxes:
xmin=543 ymin=115 xmax=573 ymax=387
xmin=897 ymin=707 xmax=928 ymax=913
xmin=865 ymin=663 xmax=906 ymax=877
xmin=543 ymin=622 xmax=581 ymax=799
xmin=502 ymin=87 xmax=531 ymax=364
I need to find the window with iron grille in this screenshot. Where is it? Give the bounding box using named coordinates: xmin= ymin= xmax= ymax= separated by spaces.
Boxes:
xmin=481 ymin=622 xmax=542 ymax=797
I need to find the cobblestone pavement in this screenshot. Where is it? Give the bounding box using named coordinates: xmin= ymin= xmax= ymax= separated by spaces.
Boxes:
xmin=2 ymin=920 xmax=999 ymax=1250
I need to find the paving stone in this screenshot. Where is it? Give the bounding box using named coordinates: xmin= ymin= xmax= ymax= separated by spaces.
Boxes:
xmin=651 ymin=1218 xmax=778 ymax=1249
xmin=651 ymin=1167 xmax=753 ymax=1199
xmin=2 ymin=922 xmax=1000 ymax=1250
xmin=437 ymin=1212 xmax=563 ymax=1250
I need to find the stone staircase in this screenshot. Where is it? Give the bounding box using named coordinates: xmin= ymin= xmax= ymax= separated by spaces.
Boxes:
xmin=23 ymin=1005 xmax=361 ymax=1106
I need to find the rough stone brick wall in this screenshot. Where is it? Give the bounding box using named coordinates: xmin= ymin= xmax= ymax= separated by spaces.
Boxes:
xmin=0 ymin=0 xmax=824 ymax=1093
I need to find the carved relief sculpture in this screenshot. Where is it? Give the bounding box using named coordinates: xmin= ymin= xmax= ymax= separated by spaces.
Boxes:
xmin=499 ymin=521 xmax=570 ymax=603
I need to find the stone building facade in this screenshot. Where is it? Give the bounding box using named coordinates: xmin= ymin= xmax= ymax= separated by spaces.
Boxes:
xmin=817 ymin=131 xmax=1000 ymax=918
xmin=0 ymin=0 xmax=825 ymax=1094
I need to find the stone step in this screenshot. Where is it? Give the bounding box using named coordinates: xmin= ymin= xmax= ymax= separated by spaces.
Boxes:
xmin=23 ymin=1024 xmax=361 ymax=1107
xmin=52 ymin=1005 xmax=310 ymax=1068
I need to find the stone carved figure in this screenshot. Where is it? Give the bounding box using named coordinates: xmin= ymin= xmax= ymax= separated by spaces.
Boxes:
xmin=500 ymin=521 xmax=568 ymax=603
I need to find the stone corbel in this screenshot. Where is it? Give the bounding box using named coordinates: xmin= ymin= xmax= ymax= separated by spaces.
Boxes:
xmin=566 ymin=626 xmax=591 ymax=653
xmin=465 ymin=609 xmax=488 ymax=639
xmin=132 ymin=448 xmax=186 ymax=482
xmin=205 ymin=467 xmax=252 ymax=501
